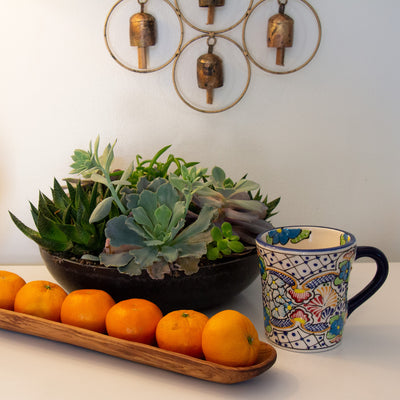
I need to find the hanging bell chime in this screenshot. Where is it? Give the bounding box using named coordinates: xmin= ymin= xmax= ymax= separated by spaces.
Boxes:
xmin=199 ymin=0 xmax=225 ymax=25
xmin=130 ymin=0 xmax=156 ymax=69
xmin=197 ymin=37 xmax=223 ymax=105
xmin=267 ymin=0 xmax=294 ymax=66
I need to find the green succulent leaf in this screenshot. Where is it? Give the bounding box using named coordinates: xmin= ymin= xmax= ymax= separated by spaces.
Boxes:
xmin=206 ymin=246 xmax=221 ymax=261
xmin=131 ymin=206 xmax=154 ymax=230
xmin=118 ymin=257 xmax=143 ymax=275
xmin=9 ymin=212 xmax=73 ymax=252
xmin=90 ymin=173 xmax=108 ymax=186
xmin=104 ymin=215 xmax=145 ymax=247
xmin=130 ymin=246 xmax=159 ymax=269
xmin=100 ymin=251 xmax=134 ymax=267
xmin=125 ymin=217 xmax=152 ymax=240
xmin=211 ymin=225 xmax=223 ymax=241
xmin=138 ymin=190 xmax=158 ymax=224
xmin=212 ymin=167 xmax=226 ymax=187
xmin=89 ymin=197 xmax=114 ymax=224
xmin=126 ymin=193 xmax=140 ymax=210
xmin=228 ymin=240 xmax=245 ymax=253
xmin=172 ymin=206 xmax=215 ymax=244
xmin=156 ymin=183 xmax=179 ymax=210
xmin=155 ymin=204 xmax=172 ymax=229
xmin=37 ymin=211 xmax=70 ymax=243
xmin=221 ymin=221 xmax=233 ymax=237
xmin=51 ymin=178 xmax=69 ymax=210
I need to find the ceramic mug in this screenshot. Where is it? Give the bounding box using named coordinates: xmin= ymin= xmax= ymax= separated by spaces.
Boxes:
xmin=256 ymin=226 xmax=389 ymax=352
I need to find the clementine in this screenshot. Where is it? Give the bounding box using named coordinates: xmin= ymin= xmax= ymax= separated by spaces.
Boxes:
xmin=14 ymin=280 xmax=67 ymax=322
xmin=105 ymin=298 xmax=163 ymax=344
xmin=60 ymin=289 xmax=115 ymax=333
xmin=201 ymin=310 xmax=260 ymax=367
xmin=156 ymin=310 xmax=208 ymax=358
xmin=0 ymin=270 xmax=26 ymax=310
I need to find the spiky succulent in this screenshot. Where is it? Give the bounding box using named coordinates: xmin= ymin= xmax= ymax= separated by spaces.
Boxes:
xmin=100 ymin=178 xmax=216 ymax=279
xmin=9 ymin=179 xmax=110 ymax=257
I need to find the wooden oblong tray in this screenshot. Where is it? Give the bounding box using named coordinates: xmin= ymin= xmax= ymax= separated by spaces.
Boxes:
xmin=0 ymin=308 xmax=277 ymax=384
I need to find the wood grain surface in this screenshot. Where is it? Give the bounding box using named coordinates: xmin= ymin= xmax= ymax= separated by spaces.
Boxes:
xmin=0 ymin=308 xmax=277 ymax=384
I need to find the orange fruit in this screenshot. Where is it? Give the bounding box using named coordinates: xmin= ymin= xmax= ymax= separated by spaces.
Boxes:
xmin=0 ymin=270 xmax=26 ymax=310
xmin=14 ymin=280 xmax=67 ymax=322
xmin=156 ymin=310 xmax=209 ymax=358
xmin=201 ymin=310 xmax=260 ymax=367
xmin=105 ymin=298 xmax=163 ymax=344
xmin=60 ymin=289 xmax=115 ymax=333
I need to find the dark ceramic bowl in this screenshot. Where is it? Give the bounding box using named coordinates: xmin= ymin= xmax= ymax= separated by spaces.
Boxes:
xmin=40 ymin=248 xmax=260 ymax=313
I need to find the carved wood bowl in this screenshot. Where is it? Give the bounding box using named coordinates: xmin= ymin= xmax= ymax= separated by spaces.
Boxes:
xmin=40 ymin=247 xmax=260 ymax=313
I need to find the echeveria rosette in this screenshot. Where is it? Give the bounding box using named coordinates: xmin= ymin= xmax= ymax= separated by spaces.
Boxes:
xmin=100 ymin=181 xmax=216 ymax=279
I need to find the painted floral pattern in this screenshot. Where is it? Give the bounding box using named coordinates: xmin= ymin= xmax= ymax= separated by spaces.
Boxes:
xmin=258 ymin=244 xmax=356 ymax=351
xmin=265 ymin=228 xmax=311 ymax=246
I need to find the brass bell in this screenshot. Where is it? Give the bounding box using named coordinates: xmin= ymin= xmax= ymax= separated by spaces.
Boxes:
xmin=130 ymin=2 xmax=156 ymax=69
xmin=197 ymin=40 xmax=223 ymax=105
xmin=199 ymin=0 xmax=225 ymax=25
xmin=267 ymin=3 xmax=294 ymax=66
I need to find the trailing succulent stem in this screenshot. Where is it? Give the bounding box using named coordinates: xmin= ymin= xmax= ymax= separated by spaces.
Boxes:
xmin=70 ymin=136 xmax=132 ymax=223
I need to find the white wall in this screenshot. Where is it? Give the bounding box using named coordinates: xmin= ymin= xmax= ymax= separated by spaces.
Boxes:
xmin=1 ymin=0 xmax=399 ymax=264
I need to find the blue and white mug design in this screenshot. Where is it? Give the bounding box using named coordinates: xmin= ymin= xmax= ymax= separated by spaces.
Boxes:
xmin=256 ymin=226 xmax=389 ymax=352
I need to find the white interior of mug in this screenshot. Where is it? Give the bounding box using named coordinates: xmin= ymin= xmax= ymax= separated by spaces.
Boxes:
xmin=256 ymin=226 xmax=356 ymax=252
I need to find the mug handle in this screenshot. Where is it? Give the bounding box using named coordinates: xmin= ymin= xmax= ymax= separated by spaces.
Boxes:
xmin=347 ymin=246 xmax=389 ymax=316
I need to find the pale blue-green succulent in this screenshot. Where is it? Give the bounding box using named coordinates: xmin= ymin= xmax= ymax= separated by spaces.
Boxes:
xmin=100 ymin=179 xmax=216 ymax=279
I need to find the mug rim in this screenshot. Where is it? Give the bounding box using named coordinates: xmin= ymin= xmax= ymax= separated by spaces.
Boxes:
xmin=256 ymin=225 xmax=356 ymax=253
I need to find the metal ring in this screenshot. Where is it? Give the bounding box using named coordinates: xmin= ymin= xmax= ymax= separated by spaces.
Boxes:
xmin=242 ymin=0 xmax=322 ymax=75
xmin=175 ymin=0 xmax=254 ymax=35
xmin=104 ymin=0 xmax=184 ymax=73
xmin=172 ymin=34 xmax=251 ymax=113
xmin=207 ymin=36 xmax=217 ymax=47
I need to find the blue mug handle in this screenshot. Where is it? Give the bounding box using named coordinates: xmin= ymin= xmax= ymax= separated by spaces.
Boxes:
xmin=347 ymin=246 xmax=389 ymax=316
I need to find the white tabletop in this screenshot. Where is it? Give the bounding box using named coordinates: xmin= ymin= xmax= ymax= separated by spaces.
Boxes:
xmin=0 ymin=261 xmax=398 ymax=400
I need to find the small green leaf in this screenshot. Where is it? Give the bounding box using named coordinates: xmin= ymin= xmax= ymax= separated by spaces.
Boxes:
xmin=221 ymin=222 xmax=233 ymax=237
xmin=207 ymin=246 xmax=221 ymax=261
xmin=211 ymin=226 xmax=223 ymax=241
xmin=217 ymin=239 xmax=229 ymax=251
xmin=228 ymin=240 xmax=245 ymax=253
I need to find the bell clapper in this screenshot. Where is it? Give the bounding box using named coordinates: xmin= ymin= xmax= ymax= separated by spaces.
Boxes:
xmin=198 ymin=0 xmax=225 ymax=25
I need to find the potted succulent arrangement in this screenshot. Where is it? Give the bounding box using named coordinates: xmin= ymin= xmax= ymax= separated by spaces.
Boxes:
xmin=9 ymin=137 xmax=279 ymax=311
